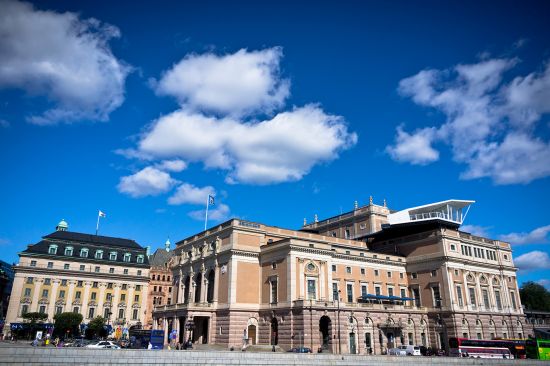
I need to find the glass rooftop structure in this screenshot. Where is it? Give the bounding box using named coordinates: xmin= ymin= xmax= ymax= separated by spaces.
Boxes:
xmin=388 ymin=199 xmax=475 ymax=226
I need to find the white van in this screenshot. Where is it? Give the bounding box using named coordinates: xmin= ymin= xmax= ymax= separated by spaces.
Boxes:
xmin=401 ymin=345 xmax=421 ymax=356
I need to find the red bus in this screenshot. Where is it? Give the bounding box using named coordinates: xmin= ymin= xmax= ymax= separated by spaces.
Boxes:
xmin=449 ymin=337 xmax=526 ymax=359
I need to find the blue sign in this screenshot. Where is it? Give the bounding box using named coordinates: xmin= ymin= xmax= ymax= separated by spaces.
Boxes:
xmin=150 ymin=329 xmax=164 ymax=350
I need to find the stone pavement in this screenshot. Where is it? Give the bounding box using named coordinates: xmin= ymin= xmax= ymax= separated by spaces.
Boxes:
xmin=0 ymin=346 xmax=549 ymax=365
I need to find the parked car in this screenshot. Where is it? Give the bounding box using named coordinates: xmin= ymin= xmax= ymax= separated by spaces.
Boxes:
xmin=287 ymin=347 xmax=312 ymax=353
xmin=419 ymin=346 xmax=434 ymax=356
xmin=402 ymin=345 xmax=421 ymax=356
xmin=388 ymin=346 xmax=407 ymax=356
xmin=85 ymin=340 xmax=121 ymax=349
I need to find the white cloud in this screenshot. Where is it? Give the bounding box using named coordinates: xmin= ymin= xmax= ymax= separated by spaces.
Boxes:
xmin=385 ymin=125 xmax=439 ymax=165
xmin=500 ymin=224 xmax=550 ymax=245
xmin=0 ymin=0 xmax=130 ymax=124
xmin=515 ymin=250 xmax=550 ymax=270
xmin=387 ymin=56 xmax=550 ymax=184
xmin=154 ymin=47 xmax=289 ymax=116
xmin=154 ymin=159 xmax=187 ymax=172
xmin=537 ymin=279 xmax=550 ymax=289
xmin=460 ymin=225 xmax=490 ymax=237
xmin=138 ymin=105 xmax=357 ymax=184
xmin=168 ymin=183 xmax=215 ymax=205
xmin=117 ymin=167 xmax=178 ymax=198
xmin=188 ymin=203 xmax=230 ymax=222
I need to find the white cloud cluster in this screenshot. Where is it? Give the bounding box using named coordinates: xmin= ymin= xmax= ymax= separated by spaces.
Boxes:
xmin=0 ymin=0 xmax=129 ymax=124
xmin=117 ymin=167 xmax=178 ymax=198
xmin=168 ymin=183 xmax=215 ymax=205
xmin=386 ymin=57 xmax=550 ymax=184
xmin=154 ymin=48 xmax=289 ymax=116
xmin=138 ymin=105 xmax=357 ymax=184
xmin=460 ymin=224 xmax=490 ymax=237
xmin=154 ymin=159 xmax=187 ymax=172
xmin=515 ymin=250 xmax=550 ymax=271
xmin=500 ymin=224 xmax=550 ymax=245
xmin=188 ymin=203 xmax=230 ymax=222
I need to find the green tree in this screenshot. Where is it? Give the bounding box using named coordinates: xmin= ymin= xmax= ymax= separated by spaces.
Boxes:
xmin=86 ymin=316 xmax=106 ymax=339
xmin=520 ymin=281 xmax=550 ymax=312
xmin=53 ymin=312 xmax=83 ymax=339
xmin=22 ymin=312 xmax=48 ymax=340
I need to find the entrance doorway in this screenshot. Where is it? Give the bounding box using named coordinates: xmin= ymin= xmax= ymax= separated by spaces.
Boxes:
xmin=349 ymin=333 xmax=357 ymax=354
xmin=319 ymin=316 xmax=332 ymax=350
xmin=247 ymin=324 xmax=257 ymax=345
xmin=192 ymin=316 xmax=209 ymax=344
xmin=271 ymin=318 xmax=278 ymax=345
xmin=386 ymin=332 xmax=394 ymax=349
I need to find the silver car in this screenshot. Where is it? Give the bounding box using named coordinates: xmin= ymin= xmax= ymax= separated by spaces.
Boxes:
xmin=388 ymin=346 xmax=407 ymax=356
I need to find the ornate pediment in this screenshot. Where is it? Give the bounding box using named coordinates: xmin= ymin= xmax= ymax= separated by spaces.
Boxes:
xmin=88 ymin=301 xmax=97 ymax=307
xmin=20 ymin=297 xmax=32 ymax=304
xmin=72 ymin=299 xmax=82 ymax=305
xmin=132 ymin=303 xmax=141 ymax=309
xmin=38 ymin=298 xmax=49 ymax=305
xmin=118 ymin=303 xmax=126 ymax=308
xmin=55 ymin=299 xmax=65 ymax=306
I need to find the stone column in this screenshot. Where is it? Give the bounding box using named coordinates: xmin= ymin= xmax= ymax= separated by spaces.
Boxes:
xmin=47 ymin=279 xmax=60 ymax=320
xmin=298 ymin=258 xmax=305 ymax=299
xmin=201 ymin=272 xmax=208 ymax=303
xmin=81 ymin=281 xmax=92 ymax=320
xmin=140 ymin=284 xmax=148 ymax=325
xmin=65 ymin=280 xmax=76 ymax=312
xmin=30 ymin=278 xmax=43 ymax=312
xmin=97 ymin=283 xmax=107 ymax=318
xmin=163 ymin=318 xmax=169 ymax=345
xmin=213 ymin=264 xmax=220 ymax=304
xmin=173 ymin=315 xmax=179 ymax=344
xmin=152 ymin=316 xmax=157 ymax=330
xmin=319 ymin=261 xmax=326 ymax=300
xmin=126 ymin=285 xmax=135 ymax=323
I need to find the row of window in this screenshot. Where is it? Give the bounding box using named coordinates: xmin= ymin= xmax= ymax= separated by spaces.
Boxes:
xmin=152 ymin=296 xmax=171 ymax=305
xmin=331 ymin=264 xmax=406 ymax=279
xmin=30 ymin=261 xmax=142 ymax=276
xmin=152 ymin=285 xmax=172 ymax=293
xmin=151 ymin=274 xmax=171 ymax=281
xmin=20 ymin=304 xmax=140 ymax=321
xmin=48 ymin=244 xmax=144 ymax=263
xmin=456 ymin=284 xmax=518 ymax=310
xmin=25 ymin=287 xmax=140 ymax=303
xmin=25 ymin=277 xmax=141 ymax=291
xmin=460 ymin=244 xmax=500 ymax=261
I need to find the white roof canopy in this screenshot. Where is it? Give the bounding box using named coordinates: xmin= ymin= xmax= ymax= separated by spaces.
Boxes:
xmin=388 ymin=199 xmax=475 ymax=226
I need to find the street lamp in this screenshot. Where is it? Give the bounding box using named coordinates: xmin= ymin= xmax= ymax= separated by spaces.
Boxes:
xmin=337 ymin=289 xmax=341 ymax=354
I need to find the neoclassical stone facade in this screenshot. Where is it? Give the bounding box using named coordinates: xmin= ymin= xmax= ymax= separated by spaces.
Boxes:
xmin=152 ymin=199 xmax=532 ymax=354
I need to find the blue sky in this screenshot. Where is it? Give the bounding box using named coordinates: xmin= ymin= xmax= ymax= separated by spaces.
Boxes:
xmin=0 ymin=0 xmax=549 ymax=288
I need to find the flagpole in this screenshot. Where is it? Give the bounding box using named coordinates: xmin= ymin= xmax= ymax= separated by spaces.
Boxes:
xmin=96 ymin=212 xmax=100 ymax=235
xmin=204 ymin=196 xmax=210 ymax=231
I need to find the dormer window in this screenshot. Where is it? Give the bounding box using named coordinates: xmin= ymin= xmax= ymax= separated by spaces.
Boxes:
xmin=136 ymin=255 xmax=144 ymax=264
xmin=123 ymin=253 xmax=131 ymax=262
xmin=48 ymin=245 xmax=58 ymax=255
xmin=80 ymin=248 xmax=89 ymax=257
xmin=64 ymin=246 xmax=73 ymax=256
xmin=109 ymin=252 xmax=117 ymax=261
xmin=95 ymin=250 xmax=103 ymax=259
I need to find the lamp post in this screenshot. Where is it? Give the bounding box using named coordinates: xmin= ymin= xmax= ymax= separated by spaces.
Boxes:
xmin=337 ymin=289 xmax=341 ymax=354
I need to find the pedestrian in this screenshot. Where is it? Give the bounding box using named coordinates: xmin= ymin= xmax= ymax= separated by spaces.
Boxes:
xmin=147 ymin=341 xmax=152 ymax=350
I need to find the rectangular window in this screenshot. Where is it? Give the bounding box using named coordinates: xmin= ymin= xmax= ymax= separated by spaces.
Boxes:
xmin=92 ymin=282 xmax=98 ymax=288
xmin=47 ymin=262 xmax=53 ymax=268
xmin=332 ymin=283 xmax=339 ymax=301
xmin=39 ymin=305 xmax=46 ymax=313
xmin=59 ymin=290 xmax=65 ymax=298
xmin=63 ymin=264 xmax=69 ymax=270
xmin=95 ymin=266 xmax=100 ymax=273
xmin=27 ymin=277 xmax=33 ymax=284
xmin=88 ymin=307 xmax=95 ymax=319
xmin=387 ymin=271 xmax=392 ymax=278
xmin=48 ymin=245 xmax=57 ymax=254
xmin=431 ymin=270 xmax=437 ymax=277
xmin=456 ymin=285 xmax=463 ymax=306
xmin=73 ymin=306 xmax=79 ymax=313
xmin=375 ymin=286 xmax=381 ymax=296
xmin=107 ymin=283 xmax=113 ymax=289
xmin=399 ymin=272 xmax=404 ymax=279
xmin=95 ymin=250 xmax=103 ymax=259
xmin=91 ymin=292 xmax=96 ymax=300
xmin=134 ymin=294 xmax=139 ymax=302
xmin=432 ymin=286 xmax=441 ymax=307
xmin=137 ymin=255 xmax=144 ymax=264
xmin=374 ymin=269 xmax=379 ymax=276
xmin=123 ymin=253 xmax=131 ymax=262
xmin=132 ymin=309 xmax=138 ymax=320
xmin=361 ymin=284 xmax=368 ymax=298
xmin=495 ymin=290 xmax=502 ymax=310
xmin=347 ymin=283 xmax=353 ymax=303
xmin=109 ymin=252 xmax=117 ymax=261
xmin=56 ymin=306 xmax=63 ymax=315
xmin=307 ymin=279 xmax=316 ymax=300
xmin=64 ymin=247 xmax=73 ymax=256
xmin=75 ymin=291 xmax=81 ymax=299
xmin=271 ymin=279 xmax=278 ymax=304
xmin=332 ymin=264 xmax=336 ymax=272
xmin=104 ymin=308 xmax=110 ymax=319
xmin=123 ymin=269 xmax=128 ymax=275
xmin=80 ymin=248 xmax=88 ymax=257
xmin=21 ymin=304 xmax=29 ymax=315
xmin=120 ymin=294 xmax=126 ymax=301
xmin=388 ymin=287 xmax=394 ymax=297
xmin=346 ymin=266 xmax=351 ymax=274
xmin=122 ymin=284 xmax=127 ymax=290
xmin=400 ymin=288 xmax=406 ymax=298
xmin=30 ymin=260 xmax=37 ymax=267
xmin=118 ymin=308 xmax=124 ymax=319
xmin=136 ymin=285 xmax=141 ymax=291
xmin=469 ymin=287 xmax=476 ymax=308
xmin=345 ymin=229 xmax=350 ymax=239
xmin=413 ymin=288 xmax=421 ymax=307
xmin=137 ymin=270 xmax=142 ymax=276
xmin=24 ymin=288 xmax=31 ymax=297
xmin=79 ymin=265 xmax=85 ymax=271
xmin=360 ymin=268 xmax=365 ymax=275
xmin=109 ymin=267 xmax=114 ymax=274
xmin=77 ymin=280 xmax=83 ymax=287
xmin=44 ymin=278 xmax=51 ymax=285
xmin=482 ymin=289 xmax=490 ymax=308
xmin=411 ymin=272 xmax=417 ymax=279
xmin=42 ymin=289 xmax=49 ymax=298
xmin=106 ymin=293 xmax=112 ymax=301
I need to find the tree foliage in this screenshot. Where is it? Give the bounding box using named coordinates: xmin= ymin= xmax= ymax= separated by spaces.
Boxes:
xmin=53 ymin=312 xmax=83 ymax=338
xmin=86 ymin=316 xmax=107 ymax=339
xmin=22 ymin=312 xmax=48 ymax=324
xmin=520 ymin=281 xmax=550 ymax=312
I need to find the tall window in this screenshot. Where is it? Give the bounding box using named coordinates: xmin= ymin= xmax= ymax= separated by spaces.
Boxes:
xmin=388 ymin=287 xmax=394 ymax=297
xmin=332 ymin=283 xmax=339 ymax=301
xmin=59 ymin=290 xmax=65 ymax=298
xmin=413 ymin=288 xmax=421 ymax=307
xmin=42 ymin=289 xmax=49 ymax=298
xmin=347 ymin=283 xmax=353 ymax=303
xmin=24 ymin=288 xmax=31 ymax=297
xmin=91 ymin=292 xmax=96 ymax=300
xmin=400 ymin=288 xmax=406 ymax=298
xmin=75 ymin=291 xmax=81 ymax=299
xmin=361 ymin=284 xmax=368 ymax=298
xmin=64 ymin=246 xmax=73 ymax=256
xmin=39 ymin=305 xmax=46 ymax=313
xmin=132 ymin=309 xmax=138 ymax=320
xmin=48 ymin=245 xmax=58 ymax=254
xmin=118 ymin=308 xmax=124 ymax=319
xmin=456 ymin=285 xmax=463 ymax=306
xmin=21 ymin=304 xmax=29 ymax=315
xmin=495 ymin=290 xmax=502 ymax=310
xmin=73 ymin=306 xmax=79 ymax=313
xmin=56 ymin=306 xmax=63 ymax=315
xmin=375 ymin=286 xmax=381 ymax=296
xmin=88 ymin=307 xmax=95 ymax=319
xmin=137 ymin=255 xmax=144 ymax=264
xmin=307 ymin=279 xmax=316 ymax=300
xmin=482 ymin=289 xmax=490 ymax=308
xmin=271 ymin=279 xmax=278 ymax=304
xmin=432 ymin=286 xmax=441 ymax=307
xmin=469 ymin=287 xmax=476 ymax=308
